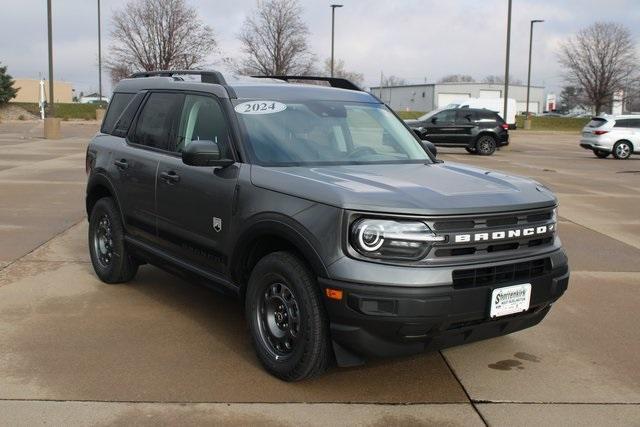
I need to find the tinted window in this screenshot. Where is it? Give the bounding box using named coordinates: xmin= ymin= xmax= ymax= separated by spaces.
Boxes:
xmin=477 ymin=110 xmax=498 ymax=121
xmin=131 ymin=92 xmax=183 ymax=150
xmin=101 ymin=93 xmax=134 ymax=134
xmin=587 ymin=118 xmax=607 ymax=128
xmin=614 ymin=119 xmax=635 ymax=128
xmin=455 ymin=109 xmax=475 ymax=124
xmin=432 ymin=110 xmax=456 ymax=123
xmin=174 ymin=94 xmax=231 ymax=157
xmin=112 ymin=92 xmax=145 ymax=137
xmin=631 ymin=119 xmax=640 ymax=128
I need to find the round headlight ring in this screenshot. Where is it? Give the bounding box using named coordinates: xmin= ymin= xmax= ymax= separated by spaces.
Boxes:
xmin=358 ymin=223 xmax=384 ymax=252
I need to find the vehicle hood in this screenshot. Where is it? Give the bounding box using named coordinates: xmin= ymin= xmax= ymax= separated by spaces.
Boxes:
xmin=250 ymin=162 xmax=556 ymax=215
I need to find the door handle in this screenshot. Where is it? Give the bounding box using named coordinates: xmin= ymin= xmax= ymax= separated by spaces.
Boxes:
xmin=160 ymin=171 xmax=180 ymax=183
xmin=114 ymin=159 xmax=128 ymax=169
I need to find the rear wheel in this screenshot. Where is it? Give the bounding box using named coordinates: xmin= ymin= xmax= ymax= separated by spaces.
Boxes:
xmin=593 ymin=149 xmax=609 ymax=158
xmin=476 ymin=135 xmax=497 ymax=156
xmin=88 ymin=197 xmax=138 ymax=283
xmin=245 ymin=251 xmax=332 ymax=381
xmin=613 ymin=141 xmax=632 ymax=159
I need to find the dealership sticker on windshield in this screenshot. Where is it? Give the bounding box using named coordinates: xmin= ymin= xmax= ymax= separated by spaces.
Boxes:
xmin=234 ymin=101 xmax=287 ymax=115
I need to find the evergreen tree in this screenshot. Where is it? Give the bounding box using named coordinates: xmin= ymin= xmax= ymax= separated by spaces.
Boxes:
xmin=0 ymin=63 xmax=18 ymax=104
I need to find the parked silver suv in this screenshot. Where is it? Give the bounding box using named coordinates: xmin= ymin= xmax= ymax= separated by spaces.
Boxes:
xmin=579 ymin=115 xmax=640 ymax=159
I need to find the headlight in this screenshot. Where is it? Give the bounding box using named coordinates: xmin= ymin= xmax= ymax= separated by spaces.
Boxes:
xmin=350 ymin=219 xmax=444 ymax=260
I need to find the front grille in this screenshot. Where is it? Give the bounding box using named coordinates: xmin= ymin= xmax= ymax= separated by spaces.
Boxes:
xmin=429 ymin=207 xmax=556 ymax=260
xmin=452 ymin=258 xmax=551 ymax=289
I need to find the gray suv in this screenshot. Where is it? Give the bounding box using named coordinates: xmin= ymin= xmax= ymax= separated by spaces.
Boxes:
xmin=86 ymin=71 xmax=569 ymax=381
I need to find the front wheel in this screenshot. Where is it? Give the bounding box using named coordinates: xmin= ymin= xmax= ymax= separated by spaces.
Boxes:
xmin=465 ymin=146 xmax=477 ymax=154
xmin=476 ymin=135 xmax=497 ymax=156
xmin=245 ymin=251 xmax=332 ymax=381
xmin=594 ymin=149 xmax=609 ymax=158
xmin=613 ymin=141 xmax=632 ymax=159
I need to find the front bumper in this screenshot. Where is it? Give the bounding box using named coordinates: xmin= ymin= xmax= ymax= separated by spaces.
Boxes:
xmin=321 ymin=250 xmax=569 ymax=366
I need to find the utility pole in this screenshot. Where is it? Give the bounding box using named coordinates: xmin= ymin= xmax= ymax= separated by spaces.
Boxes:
xmin=47 ymin=0 xmax=54 ymax=116
xmin=525 ymin=19 xmax=544 ymax=129
xmin=502 ymin=0 xmax=512 ymax=127
xmin=98 ymin=0 xmax=102 ymax=103
xmin=330 ymin=4 xmax=343 ymax=77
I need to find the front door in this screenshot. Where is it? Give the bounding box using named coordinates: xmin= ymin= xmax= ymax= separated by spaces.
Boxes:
xmin=155 ymin=94 xmax=239 ymax=275
xmin=424 ymin=109 xmax=457 ymax=144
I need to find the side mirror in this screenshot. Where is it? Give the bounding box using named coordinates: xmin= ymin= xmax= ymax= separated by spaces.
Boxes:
xmin=412 ymin=128 xmax=424 ymax=139
xmin=422 ymin=140 xmax=437 ymax=157
xmin=431 ymin=117 xmax=437 ymax=124
xmin=181 ymin=140 xmax=233 ymax=167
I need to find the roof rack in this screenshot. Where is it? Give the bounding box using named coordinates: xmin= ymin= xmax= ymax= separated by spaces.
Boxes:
xmin=251 ymin=75 xmax=362 ymax=92
xmin=130 ymin=70 xmax=227 ymax=85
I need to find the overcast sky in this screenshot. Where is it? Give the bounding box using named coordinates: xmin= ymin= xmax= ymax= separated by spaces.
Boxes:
xmin=1 ymin=0 xmax=639 ymax=96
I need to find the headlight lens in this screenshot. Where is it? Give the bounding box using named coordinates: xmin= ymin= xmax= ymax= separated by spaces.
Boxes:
xmin=350 ymin=219 xmax=443 ymax=260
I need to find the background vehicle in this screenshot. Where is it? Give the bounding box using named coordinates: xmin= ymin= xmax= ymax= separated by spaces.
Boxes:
xmin=446 ymin=97 xmax=517 ymax=128
xmin=404 ymin=107 xmax=509 ymax=155
xmin=86 ymin=71 xmax=567 ymax=381
xmin=579 ymin=115 xmax=640 ymax=159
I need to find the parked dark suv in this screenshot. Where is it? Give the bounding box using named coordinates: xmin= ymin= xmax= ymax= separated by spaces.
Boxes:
xmin=404 ymin=108 xmax=509 ymax=155
xmin=86 ymin=71 xmax=568 ymax=381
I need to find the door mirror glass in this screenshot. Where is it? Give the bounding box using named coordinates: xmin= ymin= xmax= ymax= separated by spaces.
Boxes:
xmin=182 ymin=139 xmax=232 ymax=167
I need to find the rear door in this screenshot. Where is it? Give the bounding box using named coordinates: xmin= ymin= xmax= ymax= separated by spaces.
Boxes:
xmin=116 ymin=92 xmax=184 ymax=243
xmin=454 ymin=109 xmax=476 ymax=145
xmin=155 ymin=93 xmax=240 ymax=276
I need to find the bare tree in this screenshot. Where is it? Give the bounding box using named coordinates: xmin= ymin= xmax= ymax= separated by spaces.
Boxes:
xmin=558 ymin=22 xmax=639 ymax=114
xmin=323 ymin=59 xmax=364 ymax=86
xmin=382 ymin=75 xmax=406 ymax=87
xmin=438 ymin=74 xmax=475 ymax=83
xmin=237 ymin=0 xmax=315 ymax=76
xmin=108 ymin=0 xmax=217 ymax=84
xmin=482 ymin=75 xmax=523 ymax=85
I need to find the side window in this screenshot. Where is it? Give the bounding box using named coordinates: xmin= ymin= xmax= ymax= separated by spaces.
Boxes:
xmin=455 ymin=109 xmax=474 ymax=124
xmin=614 ymin=119 xmax=632 ymax=128
xmin=631 ymin=119 xmax=640 ymax=128
xmin=101 ymin=93 xmax=134 ymax=134
xmin=432 ymin=109 xmax=455 ymax=124
xmin=112 ymin=92 xmax=145 ymax=137
xmin=131 ymin=92 xmax=183 ymax=151
xmin=173 ymin=94 xmax=231 ymax=157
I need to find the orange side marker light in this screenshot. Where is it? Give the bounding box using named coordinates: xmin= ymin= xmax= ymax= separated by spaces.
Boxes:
xmin=325 ymin=288 xmax=343 ymax=300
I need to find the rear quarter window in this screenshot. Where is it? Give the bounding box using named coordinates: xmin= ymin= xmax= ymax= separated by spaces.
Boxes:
xmin=614 ymin=119 xmax=636 ymax=128
xmin=587 ymin=118 xmax=608 ymax=128
xmin=101 ymin=93 xmax=134 ymax=134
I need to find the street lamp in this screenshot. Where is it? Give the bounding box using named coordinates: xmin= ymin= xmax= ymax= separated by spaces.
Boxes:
xmin=98 ymin=0 xmax=102 ymax=104
xmin=330 ymin=4 xmax=343 ymax=77
xmin=502 ymin=0 xmax=512 ymax=130
xmin=525 ymin=19 xmax=544 ymax=129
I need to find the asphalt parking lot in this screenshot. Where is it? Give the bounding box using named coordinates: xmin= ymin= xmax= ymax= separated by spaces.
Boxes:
xmin=0 ymin=121 xmax=639 ymax=426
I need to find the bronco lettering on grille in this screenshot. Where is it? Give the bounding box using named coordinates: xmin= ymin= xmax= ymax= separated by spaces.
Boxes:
xmin=453 ymin=224 xmax=555 ymax=244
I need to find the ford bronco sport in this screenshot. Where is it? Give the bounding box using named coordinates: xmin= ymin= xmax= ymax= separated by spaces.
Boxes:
xmin=86 ymin=71 xmax=569 ymax=381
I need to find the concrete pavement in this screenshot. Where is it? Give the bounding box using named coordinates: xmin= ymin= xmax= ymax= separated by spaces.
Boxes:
xmin=0 ymin=123 xmax=638 ymax=425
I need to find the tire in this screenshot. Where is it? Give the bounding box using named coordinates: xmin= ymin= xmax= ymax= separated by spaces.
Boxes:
xmin=465 ymin=146 xmax=477 ymax=154
xmin=88 ymin=197 xmax=138 ymax=284
xmin=593 ymin=149 xmax=609 ymax=158
xmin=613 ymin=141 xmax=633 ymax=160
xmin=475 ymin=135 xmax=497 ymax=156
xmin=245 ymin=251 xmax=332 ymax=381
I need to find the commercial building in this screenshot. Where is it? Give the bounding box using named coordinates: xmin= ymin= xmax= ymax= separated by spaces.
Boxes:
xmin=370 ymin=82 xmax=545 ymax=114
xmin=10 ymin=78 xmax=74 ymax=104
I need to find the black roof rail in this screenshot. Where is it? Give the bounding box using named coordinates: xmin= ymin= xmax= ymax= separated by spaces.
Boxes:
xmin=251 ymin=75 xmax=362 ymax=92
xmin=130 ymin=70 xmax=227 ymax=85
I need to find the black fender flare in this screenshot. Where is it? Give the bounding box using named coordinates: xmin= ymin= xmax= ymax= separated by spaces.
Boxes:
xmin=230 ymin=213 xmax=329 ymax=285
xmin=85 ymin=172 xmax=125 ymax=224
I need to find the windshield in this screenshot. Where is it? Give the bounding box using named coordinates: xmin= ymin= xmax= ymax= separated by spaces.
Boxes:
xmin=234 ymin=100 xmax=430 ymax=166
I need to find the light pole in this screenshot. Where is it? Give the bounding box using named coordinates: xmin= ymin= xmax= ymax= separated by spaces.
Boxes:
xmin=330 ymin=4 xmax=343 ymax=77
xmin=525 ymin=19 xmax=544 ymax=129
xmin=98 ymin=0 xmax=102 ymax=103
xmin=47 ymin=0 xmax=54 ymax=116
xmin=502 ymin=0 xmax=512 ymax=129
